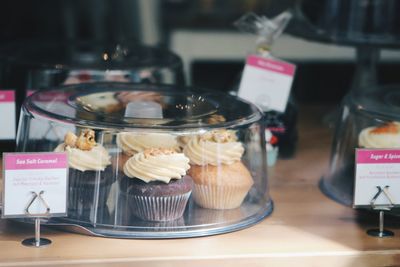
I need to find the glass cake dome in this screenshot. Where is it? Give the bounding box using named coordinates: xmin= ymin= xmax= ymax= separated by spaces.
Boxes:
xmin=321 ymin=84 xmax=400 ymax=211
xmin=16 ymin=82 xmax=273 ymax=238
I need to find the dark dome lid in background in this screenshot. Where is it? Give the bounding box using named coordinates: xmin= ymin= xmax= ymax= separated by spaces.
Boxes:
xmin=290 ymin=0 xmax=400 ymax=47
xmin=0 ymin=40 xmax=182 ymax=70
xmin=349 ymin=84 xmax=400 ymax=121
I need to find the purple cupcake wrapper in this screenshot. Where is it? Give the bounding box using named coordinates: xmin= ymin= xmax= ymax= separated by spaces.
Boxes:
xmin=130 ymin=192 xmax=191 ymax=222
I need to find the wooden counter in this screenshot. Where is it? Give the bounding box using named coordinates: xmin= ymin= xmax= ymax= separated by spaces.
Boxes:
xmin=1 ymin=105 xmax=400 ymax=267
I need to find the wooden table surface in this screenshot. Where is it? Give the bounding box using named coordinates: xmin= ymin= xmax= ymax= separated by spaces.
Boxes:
xmin=1 ymin=105 xmax=400 ymax=267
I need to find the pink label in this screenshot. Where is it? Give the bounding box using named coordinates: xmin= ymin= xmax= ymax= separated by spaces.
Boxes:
xmin=26 ymin=89 xmax=36 ymax=97
xmin=0 ymin=90 xmax=15 ymax=102
xmin=247 ymin=55 xmax=295 ymax=76
xmin=357 ymin=149 xmax=400 ymax=164
xmin=268 ymin=126 xmax=286 ymax=133
xmin=4 ymin=153 xmax=68 ymax=170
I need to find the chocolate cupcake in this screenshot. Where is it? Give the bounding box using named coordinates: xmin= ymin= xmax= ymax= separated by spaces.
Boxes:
xmin=54 ymin=129 xmax=112 ymax=223
xmin=120 ymin=148 xmax=193 ymax=222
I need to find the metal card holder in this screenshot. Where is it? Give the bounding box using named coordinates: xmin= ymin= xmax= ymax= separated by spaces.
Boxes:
xmin=367 ymin=186 xmax=395 ymax=238
xmin=22 ymin=191 xmax=52 ymax=247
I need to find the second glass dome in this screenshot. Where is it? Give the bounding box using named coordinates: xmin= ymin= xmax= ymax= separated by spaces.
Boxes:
xmin=17 ymin=83 xmax=272 ymax=238
xmin=322 ymin=85 xmax=400 ymax=212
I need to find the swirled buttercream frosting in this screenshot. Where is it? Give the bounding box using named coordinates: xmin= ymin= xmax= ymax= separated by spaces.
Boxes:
xmin=183 ymin=130 xmax=244 ymax=166
xmin=123 ymin=148 xmax=190 ymax=183
xmin=359 ymin=122 xmax=400 ymax=148
xmin=117 ymin=132 xmax=179 ymax=155
xmin=54 ymin=130 xmax=111 ymax=172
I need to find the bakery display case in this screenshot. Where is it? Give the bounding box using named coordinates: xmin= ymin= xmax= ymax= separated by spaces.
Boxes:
xmin=322 ymin=85 xmax=400 ymax=207
xmin=16 ymin=82 xmax=272 ymax=238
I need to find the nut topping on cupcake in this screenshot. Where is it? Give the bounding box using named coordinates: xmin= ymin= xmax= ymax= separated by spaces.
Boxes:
xmin=123 ymin=148 xmax=190 ymax=183
xmin=76 ymin=129 xmax=97 ymax=150
xmin=370 ymin=122 xmax=400 ymax=134
xmin=64 ymin=129 xmax=96 ymax=151
xmin=64 ymin=132 xmax=78 ymax=147
xmin=200 ymin=129 xmax=237 ymax=143
xmin=359 ymin=122 xmax=400 ymax=148
xmin=143 ymin=148 xmax=176 ymax=158
xmin=184 ymin=130 xmax=244 ymax=166
xmin=55 ymin=129 xmax=111 ymax=172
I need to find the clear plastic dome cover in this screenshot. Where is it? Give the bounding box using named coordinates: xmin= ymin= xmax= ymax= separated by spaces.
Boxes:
xmin=322 ymin=85 xmax=400 ymax=212
xmin=17 ymin=83 xmax=272 ymax=238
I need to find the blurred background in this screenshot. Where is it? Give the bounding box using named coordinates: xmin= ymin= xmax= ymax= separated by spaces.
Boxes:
xmin=0 ymin=0 xmax=399 ymax=103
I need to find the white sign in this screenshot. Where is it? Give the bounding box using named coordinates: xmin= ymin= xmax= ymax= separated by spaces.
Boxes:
xmin=2 ymin=152 xmax=68 ymax=218
xmin=0 ymin=90 xmax=16 ymax=140
xmin=238 ymin=55 xmax=296 ymax=113
xmin=354 ymin=149 xmax=400 ymax=208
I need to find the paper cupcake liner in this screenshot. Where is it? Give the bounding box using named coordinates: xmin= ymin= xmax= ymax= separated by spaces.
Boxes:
xmin=193 ymin=184 xmax=250 ymax=210
xmin=129 ymin=192 xmax=191 ymax=222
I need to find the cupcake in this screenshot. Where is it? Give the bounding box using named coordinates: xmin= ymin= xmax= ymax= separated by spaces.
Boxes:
xmin=184 ymin=129 xmax=253 ymax=210
xmin=359 ymin=122 xmax=400 ymax=148
xmin=116 ymin=132 xmax=180 ymax=170
xmin=120 ymin=148 xmax=193 ymax=221
xmin=54 ymin=129 xmax=112 ymax=223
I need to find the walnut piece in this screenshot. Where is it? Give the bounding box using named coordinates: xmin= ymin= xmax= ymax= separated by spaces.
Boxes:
xmin=75 ymin=129 xmax=97 ymax=151
xmin=144 ymin=148 xmax=176 ymax=158
xmin=64 ymin=132 xmax=78 ymax=147
xmin=200 ymin=130 xmax=237 ymax=143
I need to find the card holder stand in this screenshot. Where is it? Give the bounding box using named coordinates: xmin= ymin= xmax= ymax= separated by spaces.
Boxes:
xmin=367 ymin=186 xmax=395 ymax=238
xmin=21 ymin=191 xmax=52 ymax=247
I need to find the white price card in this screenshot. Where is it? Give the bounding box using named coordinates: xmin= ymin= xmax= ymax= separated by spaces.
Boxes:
xmin=0 ymin=90 xmax=16 ymax=140
xmin=238 ymin=55 xmax=296 ymax=112
xmin=354 ymin=149 xmax=400 ymax=208
xmin=2 ymin=152 xmax=68 ymax=218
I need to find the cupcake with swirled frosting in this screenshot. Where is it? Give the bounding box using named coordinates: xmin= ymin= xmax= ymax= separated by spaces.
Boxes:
xmin=359 ymin=122 xmax=400 ymax=148
xmin=54 ymin=129 xmax=112 ymax=222
xmin=116 ymin=132 xmax=180 ymax=171
xmin=120 ymin=148 xmax=193 ymax=221
xmin=183 ymin=130 xmax=253 ymax=209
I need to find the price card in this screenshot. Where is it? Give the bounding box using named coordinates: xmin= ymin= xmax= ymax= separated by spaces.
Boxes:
xmin=2 ymin=152 xmax=68 ymax=218
xmin=354 ymin=149 xmax=400 ymax=208
xmin=0 ymin=90 xmax=16 ymax=140
xmin=238 ymin=55 xmax=296 ymax=112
